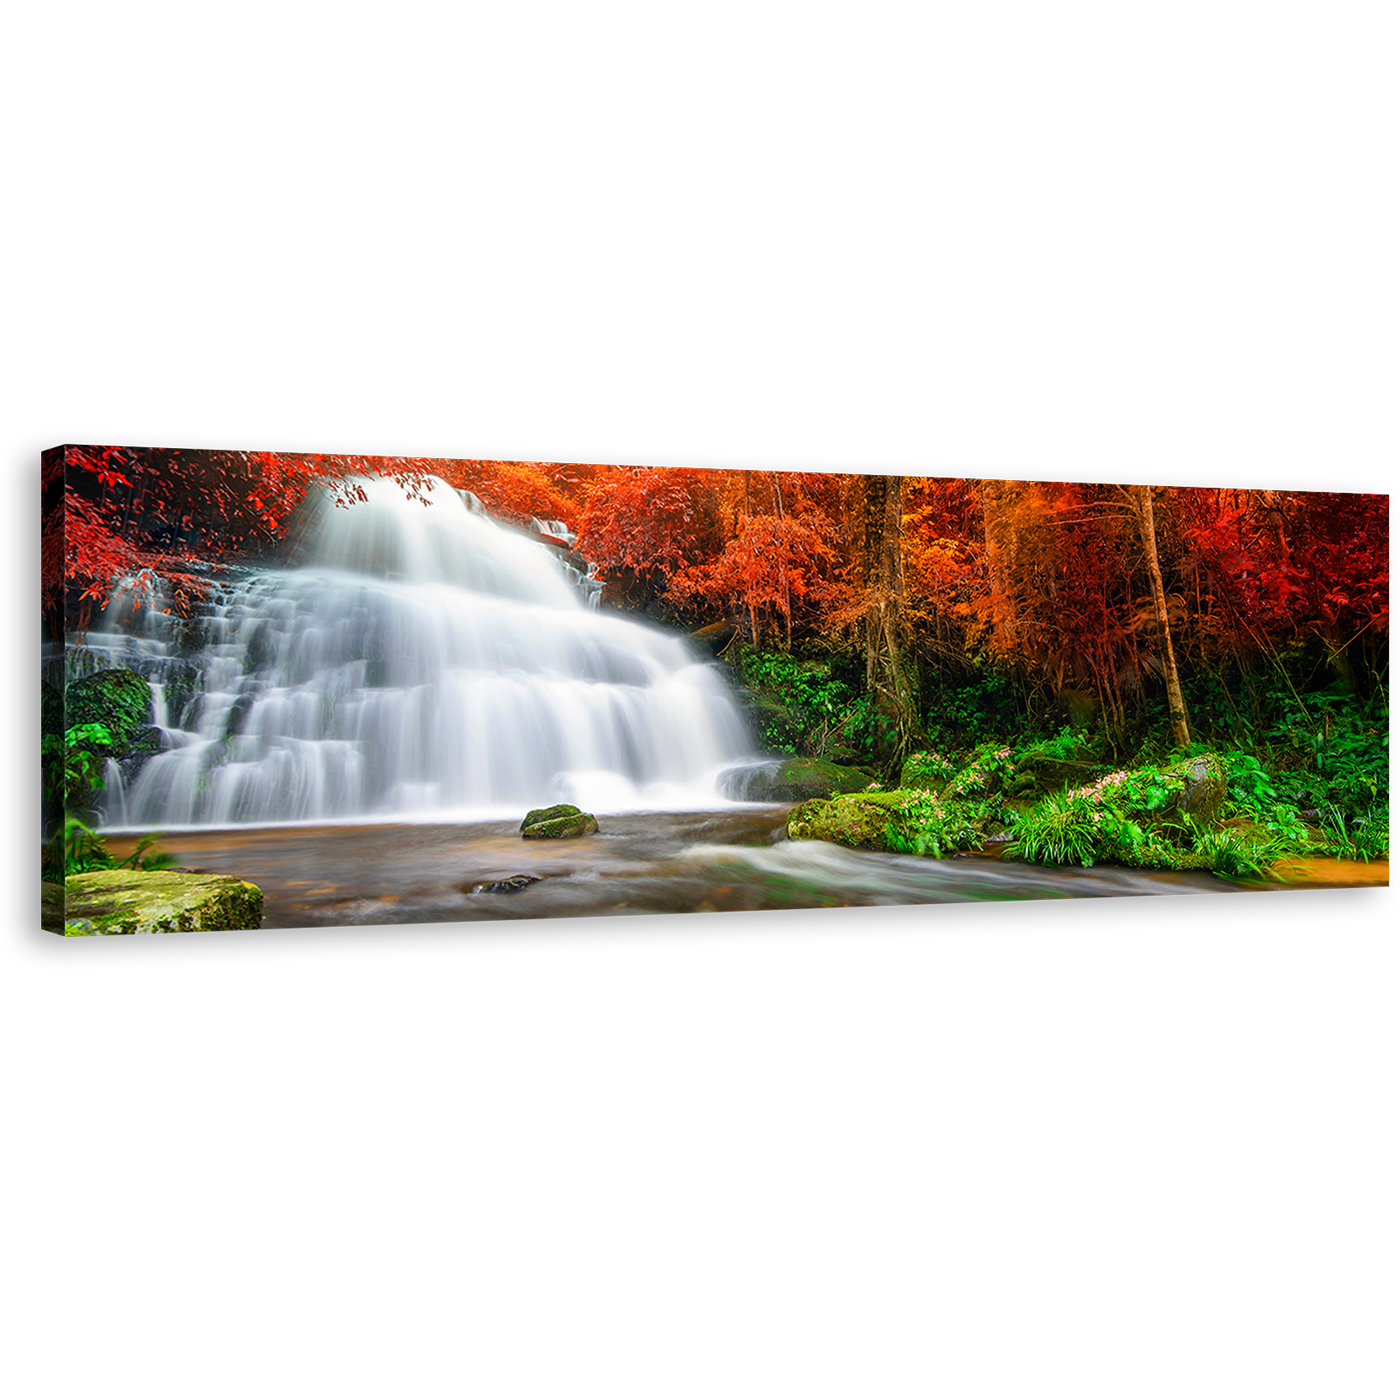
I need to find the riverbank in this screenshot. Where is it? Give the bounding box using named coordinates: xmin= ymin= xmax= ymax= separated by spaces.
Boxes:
xmin=95 ymin=806 xmax=1385 ymax=932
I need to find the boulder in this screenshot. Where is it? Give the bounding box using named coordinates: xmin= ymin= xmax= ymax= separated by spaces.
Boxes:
xmin=1012 ymin=740 xmax=1103 ymax=794
xmin=520 ymin=804 xmax=599 ymax=839
xmin=58 ymin=871 xmax=264 ymax=935
xmin=467 ymin=874 xmax=543 ymax=894
xmin=1170 ymin=753 xmax=1227 ymax=821
xmin=688 ymin=621 xmax=739 ymax=655
xmin=787 ymin=787 xmax=995 ymax=858
xmin=723 ymin=756 xmax=875 ymax=803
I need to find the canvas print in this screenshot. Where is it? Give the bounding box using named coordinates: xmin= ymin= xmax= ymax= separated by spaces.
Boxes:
xmin=41 ymin=445 xmax=1389 ymax=935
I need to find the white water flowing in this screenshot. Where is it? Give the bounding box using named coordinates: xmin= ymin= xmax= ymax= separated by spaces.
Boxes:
xmin=100 ymin=477 xmax=755 ymax=827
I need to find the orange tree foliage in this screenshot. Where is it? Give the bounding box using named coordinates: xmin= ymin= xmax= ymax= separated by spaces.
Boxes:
xmin=578 ymin=466 xmax=853 ymax=636
xmin=435 ymin=459 xmax=583 ymax=531
xmin=667 ymin=511 xmax=840 ymax=644
xmin=49 ymin=444 xmax=1387 ymax=728
xmin=579 ymin=467 xmax=726 ymax=576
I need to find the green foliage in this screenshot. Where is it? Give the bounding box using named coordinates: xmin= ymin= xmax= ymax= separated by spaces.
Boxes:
xmin=42 ymin=818 xmax=176 ymax=881
xmin=923 ymin=669 xmax=1023 ymax=749
xmin=1314 ymin=803 xmax=1389 ymax=862
xmin=1190 ymin=828 xmax=1277 ymax=880
xmin=939 ymin=742 xmax=1016 ymax=801
xmin=899 ymin=749 xmax=959 ymax=791
xmin=1009 ymin=791 xmax=1113 ymax=867
xmin=42 ymin=722 xmax=113 ymax=809
xmin=41 ymin=721 xmax=171 ymax=881
xmin=1224 ymin=751 xmax=1276 ymax=810
xmin=736 ymin=648 xmax=874 ymax=758
xmin=881 ymin=789 xmax=996 ymax=859
xmin=1023 ymin=725 xmax=1092 ymax=763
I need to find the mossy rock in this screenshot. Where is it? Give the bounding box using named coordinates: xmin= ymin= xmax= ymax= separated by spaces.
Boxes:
xmin=59 ymin=871 xmax=264 ymax=935
xmin=788 ymin=793 xmax=896 ymax=848
xmin=732 ymin=757 xmax=875 ymax=803
xmin=41 ymin=881 xmax=65 ymax=933
xmin=1012 ymin=747 xmax=1102 ymax=794
xmin=788 ymin=787 xmax=995 ymax=857
xmin=520 ymin=804 xmax=599 ymax=839
xmin=64 ymin=669 xmax=152 ymax=754
xmin=1168 ymin=753 xmax=1226 ymax=821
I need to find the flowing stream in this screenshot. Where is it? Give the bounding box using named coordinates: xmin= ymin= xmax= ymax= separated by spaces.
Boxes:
xmin=101 ymin=809 xmax=1261 ymax=929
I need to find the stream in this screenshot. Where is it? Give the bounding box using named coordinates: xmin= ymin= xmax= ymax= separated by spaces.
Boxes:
xmin=103 ymin=806 xmax=1274 ymax=929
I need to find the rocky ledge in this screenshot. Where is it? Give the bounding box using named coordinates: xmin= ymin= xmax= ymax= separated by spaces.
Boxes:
xmin=53 ymin=871 xmax=264 ymax=935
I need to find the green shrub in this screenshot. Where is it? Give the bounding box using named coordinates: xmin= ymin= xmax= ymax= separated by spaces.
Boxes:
xmin=736 ymin=648 xmax=874 ymax=759
xmin=41 ymin=721 xmax=175 ymax=881
xmin=899 ymin=750 xmax=959 ymax=791
xmin=42 ymin=723 xmax=114 ymax=810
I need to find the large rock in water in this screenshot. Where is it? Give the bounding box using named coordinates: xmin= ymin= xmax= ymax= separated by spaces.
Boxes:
xmin=722 ymin=757 xmax=875 ymax=803
xmin=56 ymin=871 xmax=264 ymax=935
xmin=520 ymin=804 xmax=599 ymax=839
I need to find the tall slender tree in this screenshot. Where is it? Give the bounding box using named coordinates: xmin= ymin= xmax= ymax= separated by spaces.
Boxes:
xmin=1129 ymin=484 xmax=1191 ymax=747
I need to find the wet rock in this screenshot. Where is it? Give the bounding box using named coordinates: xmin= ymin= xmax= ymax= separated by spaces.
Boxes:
xmin=467 ymin=874 xmax=543 ymax=894
xmin=520 ymin=804 xmax=599 ymax=839
xmin=722 ymin=756 xmax=875 ymax=803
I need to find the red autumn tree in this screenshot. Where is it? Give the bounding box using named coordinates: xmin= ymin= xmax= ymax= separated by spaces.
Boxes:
xmin=46 ymin=445 xmax=442 ymax=632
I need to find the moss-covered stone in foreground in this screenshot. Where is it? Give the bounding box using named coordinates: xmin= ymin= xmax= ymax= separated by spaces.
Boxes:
xmin=57 ymin=871 xmax=264 ymax=935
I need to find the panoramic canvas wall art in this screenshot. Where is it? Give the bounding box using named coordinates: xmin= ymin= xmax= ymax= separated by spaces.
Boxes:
xmin=40 ymin=445 xmax=1389 ymax=935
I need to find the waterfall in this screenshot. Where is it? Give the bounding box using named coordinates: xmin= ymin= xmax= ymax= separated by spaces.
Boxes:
xmin=98 ymin=476 xmax=756 ymax=827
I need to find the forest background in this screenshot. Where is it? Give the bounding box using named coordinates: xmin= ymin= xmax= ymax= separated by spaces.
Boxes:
xmin=51 ymin=444 xmax=1389 ymax=870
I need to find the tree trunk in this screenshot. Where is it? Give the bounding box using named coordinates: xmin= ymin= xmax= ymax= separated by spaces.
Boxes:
xmin=854 ymin=475 xmax=919 ymax=756
xmin=979 ymin=478 xmax=1034 ymax=655
xmin=1130 ymin=484 xmax=1191 ymax=748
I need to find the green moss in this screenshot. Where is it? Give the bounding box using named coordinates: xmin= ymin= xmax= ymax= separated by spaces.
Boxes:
xmin=64 ymin=670 xmax=152 ymax=754
xmin=521 ymin=804 xmax=599 ymax=839
xmin=788 ymin=787 xmax=999 ymax=858
xmin=60 ymin=871 xmax=263 ymax=935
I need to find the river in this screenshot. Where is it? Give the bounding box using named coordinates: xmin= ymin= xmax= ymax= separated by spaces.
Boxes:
xmin=101 ymin=806 xmax=1297 ymax=930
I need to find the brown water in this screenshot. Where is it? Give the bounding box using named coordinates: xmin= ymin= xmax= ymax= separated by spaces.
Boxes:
xmin=102 ymin=807 xmax=1290 ymax=930
xmin=1266 ymin=855 xmax=1389 ymax=887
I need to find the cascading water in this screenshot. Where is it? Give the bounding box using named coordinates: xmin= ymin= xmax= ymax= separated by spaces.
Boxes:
xmin=88 ymin=476 xmax=756 ymax=827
